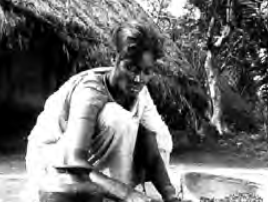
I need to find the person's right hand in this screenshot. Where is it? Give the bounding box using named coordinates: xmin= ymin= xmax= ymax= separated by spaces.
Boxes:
xmin=125 ymin=191 xmax=151 ymax=202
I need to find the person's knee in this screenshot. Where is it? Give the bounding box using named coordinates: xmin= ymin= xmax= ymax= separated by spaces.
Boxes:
xmin=159 ymin=149 xmax=171 ymax=166
xmin=136 ymin=125 xmax=171 ymax=166
xmin=156 ymin=133 xmax=172 ymax=165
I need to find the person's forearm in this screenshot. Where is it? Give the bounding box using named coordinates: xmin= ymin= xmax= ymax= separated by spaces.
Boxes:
xmin=138 ymin=127 xmax=176 ymax=201
xmin=61 ymin=141 xmax=143 ymax=200
xmin=89 ymin=170 xmax=151 ymax=201
xmin=146 ymin=152 xmax=177 ymax=201
xmin=55 ymin=164 xmax=151 ymax=202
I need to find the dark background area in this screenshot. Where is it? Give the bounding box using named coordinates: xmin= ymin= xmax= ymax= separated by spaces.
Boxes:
xmin=0 ymin=102 xmax=40 ymax=154
xmin=0 ymin=35 xmax=70 ymax=154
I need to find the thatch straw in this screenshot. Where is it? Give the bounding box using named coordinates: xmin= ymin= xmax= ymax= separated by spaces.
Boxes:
xmin=0 ymin=0 xmax=212 ymax=132
xmin=0 ymin=0 xmax=154 ymax=69
xmin=0 ymin=0 xmax=151 ymax=45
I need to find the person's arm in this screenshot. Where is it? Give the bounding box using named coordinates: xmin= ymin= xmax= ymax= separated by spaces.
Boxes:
xmin=136 ymin=126 xmax=178 ymax=202
xmin=61 ymin=85 xmax=106 ymax=168
xmin=139 ymin=88 xmax=179 ymax=202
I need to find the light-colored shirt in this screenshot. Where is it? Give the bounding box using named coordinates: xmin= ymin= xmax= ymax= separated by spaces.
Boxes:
xmin=28 ymin=67 xmax=173 ymax=154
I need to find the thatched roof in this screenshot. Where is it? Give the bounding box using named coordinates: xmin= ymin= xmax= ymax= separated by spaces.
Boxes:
xmin=0 ymin=0 xmax=212 ymax=132
xmin=0 ymin=0 xmax=151 ymax=38
xmin=0 ymin=0 xmax=152 ymax=68
xmin=0 ymin=0 xmax=161 ymax=109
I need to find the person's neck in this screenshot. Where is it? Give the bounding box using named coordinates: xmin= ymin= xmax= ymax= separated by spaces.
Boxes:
xmin=106 ymin=71 xmax=135 ymax=110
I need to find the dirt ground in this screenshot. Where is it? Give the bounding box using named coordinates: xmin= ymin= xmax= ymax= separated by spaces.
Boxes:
xmin=0 ymin=154 xmax=26 ymax=202
xmin=0 ymin=132 xmax=268 ymax=202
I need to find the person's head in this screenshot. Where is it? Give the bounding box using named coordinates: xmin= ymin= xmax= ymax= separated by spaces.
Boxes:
xmin=110 ymin=20 xmax=164 ymax=98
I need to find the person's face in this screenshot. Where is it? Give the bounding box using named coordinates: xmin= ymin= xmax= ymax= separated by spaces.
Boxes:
xmin=114 ymin=51 xmax=155 ymax=98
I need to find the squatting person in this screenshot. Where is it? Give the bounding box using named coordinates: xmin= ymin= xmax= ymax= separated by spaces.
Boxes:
xmin=24 ymin=20 xmax=179 ymax=202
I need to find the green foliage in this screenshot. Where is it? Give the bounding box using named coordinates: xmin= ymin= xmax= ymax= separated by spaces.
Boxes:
xmin=138 ymin=0 xmax=172 ymax=24
xmin=145 ymin=0 xmax=268 ymax=135
xmin=139 ymin=0 xmax=213 ymax=135
xmin=159 ymin=7 xmax=212 ymax=133
xmin=191 ymin=0 xmax=268 ymax=92
xmin=183 ymin=0 xmax=268 ymax=133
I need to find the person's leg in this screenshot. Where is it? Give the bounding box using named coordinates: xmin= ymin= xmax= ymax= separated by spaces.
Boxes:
xmin=133 ymin=125 xmax=176 ymax=201
xmin=23 ymin=141 xmax=49 ymax=202
xmin=90 ymin=102 xmax=140 ymax=186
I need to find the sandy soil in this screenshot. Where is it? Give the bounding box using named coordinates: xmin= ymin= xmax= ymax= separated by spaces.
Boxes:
xmin=1 ymin=148 xmax=268 ymax=202
xmin=0 ymin=154 xmax=26 ymax=202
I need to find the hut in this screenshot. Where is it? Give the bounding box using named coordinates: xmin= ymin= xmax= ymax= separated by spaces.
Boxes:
xmin=0 ymin=0 xmax=151 ymax=110
xmin=0 ymin=0 xmax=221 ymax=150
xmin=0 ymin=0 xmax=152 ymax=148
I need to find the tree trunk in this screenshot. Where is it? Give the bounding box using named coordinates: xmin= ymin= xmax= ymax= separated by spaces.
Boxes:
xmin=204 ymin=50 xmax=224 ymax=135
